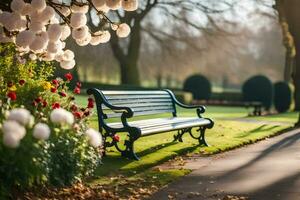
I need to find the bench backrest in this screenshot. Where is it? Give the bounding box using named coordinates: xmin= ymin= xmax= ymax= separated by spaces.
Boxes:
xmin=98 ymin=90 xmax=176 ymax=119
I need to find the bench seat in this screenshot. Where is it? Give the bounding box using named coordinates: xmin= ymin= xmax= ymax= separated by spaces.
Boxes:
xmin=108 ymin=117 xmax=212 ymax=136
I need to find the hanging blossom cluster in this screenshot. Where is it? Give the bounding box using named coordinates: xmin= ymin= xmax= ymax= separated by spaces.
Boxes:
xmin=0 ymin=0 xmax=138 ymax=69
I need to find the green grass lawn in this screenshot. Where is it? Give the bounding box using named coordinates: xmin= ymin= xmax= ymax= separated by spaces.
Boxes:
xmin=74 ymin=94 xmax=297 ymax=198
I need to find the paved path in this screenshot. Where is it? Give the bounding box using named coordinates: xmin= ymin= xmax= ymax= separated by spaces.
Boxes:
xmin=150 ymin=128 xmax=300 ymax=200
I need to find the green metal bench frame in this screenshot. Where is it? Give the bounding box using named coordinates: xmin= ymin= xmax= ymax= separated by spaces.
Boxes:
xmin=87 ymin=89 xmax=214 ymax=160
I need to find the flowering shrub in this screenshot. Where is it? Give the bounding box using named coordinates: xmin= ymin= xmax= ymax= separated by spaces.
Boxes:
xmin=0 ymin=44 xmax=102 ymax=198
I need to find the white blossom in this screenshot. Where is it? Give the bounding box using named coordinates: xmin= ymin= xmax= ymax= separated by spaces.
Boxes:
xmin=50 ymin=108 xmax=74 ymax=125
xmin=29 ymin=21 xmax=46 ymax=33
xmin=33 ymin=123 xmax=50 ymax=140
xmin=11 ymin=0 xmax=26 ymax=14
xmin=29 ymin=32 xmax=48 ymax=51
xmin=47 ymin=24 xmax=62 ymax=42
xmin=31 ymin=0 xmax=47 ymax=12
xmin=16 ymin=30 xmax=35 ymax=48
xmin=61 ymin=25 xmax=71 ymax=40
xmin=29 ymin=53 xmax=37 ymax=60
xmin=90 ymin=35 xmax=102 ymax=46
xmin=92 ymin=0 xmax=106 ymax=10
xmin=106 ymin=0 xmax=121 ymax=10
xmin=42 ymin=52 xmax=56 ymax=61
xmin=76 ymin=32 xmax=91 ymax=46
xmin=2 ymin=120 xmax=26 ymax=141
xmin=72 ymin=25 xmax=89 ymax=40
xmin=0 ymin=12 xmax=11 ymax=26
xmin=21 ymin=3 xmax=32 ymax=16
xmin=40 ymin=6 xmax=55 ymax=22
xmin=85 ymin=128 xmax=103 ymax=147
xmin=57 ymin=6 xmax=71 ymax=17
xmin=62 ymin=50 xmax=75 ymax=61
xmin=47 ymin=41 xmax=63 ymax=54
xmin=122 ymin=0 xmax=138 ymax=11
xmin=116 ymin=23 xmax=131 ymax=38
xmin=3 ymin=133 xmax=20 ymax=148
xmin=71 ymin=4 xmax=89 ymax=13
xmin=70 ymin=13 xmax=87 ymax=29
xmin=7 ymin=108 xmax=32 ymax=126
xmin=60 ymin=59 xmax=76 ymax=69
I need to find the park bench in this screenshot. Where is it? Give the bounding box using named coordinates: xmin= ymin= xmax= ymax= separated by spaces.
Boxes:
xmin=87 ymin=89 xmax=214 ymax=160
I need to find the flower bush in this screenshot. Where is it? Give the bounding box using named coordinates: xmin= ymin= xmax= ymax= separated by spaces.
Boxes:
xmin=0 ymin=44 xmax=101 ymax=198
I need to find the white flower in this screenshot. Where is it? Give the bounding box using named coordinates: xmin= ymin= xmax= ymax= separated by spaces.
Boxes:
xmin=60 ymin=59 xmax=76 ymax=69
xmin=106 ymin=0 xmax=121 ymax=10
xmin=62 ymin=50 xmax=75 ymax=61
xmin=90 ymin=35 xmax=102 ymax=46
xmin=72 ymin=25 xmax=89 ymax=40
xmin=47 ymin=24 xmax=62 ymax=42
xmin=92 ymin=0 xmax=106 ymax=10
xmin=70 ymin=13 xmax=87 ymax=29
xmin=3 ymin=133 xmax=20 ymax=148
xmin=47 ymin=41 xmax=63 ymax=54
xmin=76 ymin=33 xmax=91 ymax=46
xmin=31 ymin=0 xmax=46 ymax=12
xmin=57 ymin=6 xmax=71 ymax=17
xmin=61 ymin=25 xmax=71 ymax=40
xmin=29 ymin=33 xmax=48 ymax=51
xmin=0 ymin=12 xmax=11 ymax=26
xmin=99 ymin=31 xmax=111 ymax=43
xmin=21 ymin=3 xmax=32 ymax=16
xmin=29 ymin=53 xmax=37 ymax=60
xmin=33 ymin=123 xmax=50 ymax=140
xmin=71 ymin=4 xmax=89 ymax=13
xmin=122 ymin=0 xmax=138 ymax=11
xmin=50 ymin=108 xmax=74 ymax=125
xmin=16 ymin=30 xmax=35 ymax=48
xmin=11 ymin=0 xmax=26 ymax=13
xmin=29 ymin=21 xmax=46 ymax=33
xmin=116 ymin=23 xmax=130 ymax=38
xmin=8 ymin=108 xmax=32 ymax=126
xmin=2 ymin=120 xmax=26 ymax=140
xmin=40 ymin=6 xmax=55 ymax=22
xmin=85 ymin=128 xmax=103 ymax=147
xmin=5 ymin=12 xmax=22 ymax=31
xmin=42 ymin=52 xmax=55 ymax=61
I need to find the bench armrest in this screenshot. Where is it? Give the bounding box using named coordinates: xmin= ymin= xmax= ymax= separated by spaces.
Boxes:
xmin=164 ymin=89 xmax=206 ymax=118
xmin=87 ymin=88 xmax=133 ymax=129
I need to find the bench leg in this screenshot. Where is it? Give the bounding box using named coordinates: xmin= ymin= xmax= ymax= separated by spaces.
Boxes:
xmin=121 ymin=138 xmax=139 ymax=160
xmin=173 ymin=129 xmax=186 ymax=142
xmin=198 ymin=127 xmax=209 ymax=147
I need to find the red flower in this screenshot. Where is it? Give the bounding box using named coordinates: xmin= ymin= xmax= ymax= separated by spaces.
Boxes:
xmin=32 ymin=101 xmax=38 ymax=107
xmin=35 ymin=97 xmax=42 ymax=103
xmin=7 ymin=82 xmax=13 ymax=87
xmin=59 ymin=92 xmax=67 ymax=97
xmin=42 ymin=100 xmax=48 ymax=107
xmin=52 ymin=79 xmax=59 ymax=86
xmin=88 ymin=101 xmax=94 ymax=109
xmin=19 ymin=79 xmax=25 ymax=86
xmin=112 ymin=135 xmax=120 ymax=142
xmin=64 ymin=73 xmax=73 ymax=81
xmin=73 ymin=111 xmax=83 ymax=119
xmin=76 ymin=82 xmax=82 ymax=88
xmin=7 ymin=91 xmax=17 ymax=101
xmin=84 ymin=110 xmax=90 ymax=117
xmin=52 ymin=102 xmax=60 ymax=109
xmin=70 ymin=104 xmax=78 ymax=111
xmin=73 ymin=87 xmax=81 ymax=94
xmin=51 ymin=87 xmax=57 ymax=93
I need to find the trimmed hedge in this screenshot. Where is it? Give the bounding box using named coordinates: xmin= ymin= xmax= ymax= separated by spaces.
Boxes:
xmin=242 ymin=75 xmax=273 ymax=110
xmin=274 ymin=82 xmax=292 ymax=113
xmin=183 ymin=74 xmax=212 ymax=100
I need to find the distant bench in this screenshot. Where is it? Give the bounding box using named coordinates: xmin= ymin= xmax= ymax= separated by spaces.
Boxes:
xmin=87 ymin=89 xmax=214 ymax=160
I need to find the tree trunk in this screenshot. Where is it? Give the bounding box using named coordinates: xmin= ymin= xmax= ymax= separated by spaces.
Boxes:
xmin=284 ymin=51 xmax=294 ymax=82
xmin=110 ymin=20 xmax=141 ymax=86
xmin=292 ymin=44 xmax=300 ymax=111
